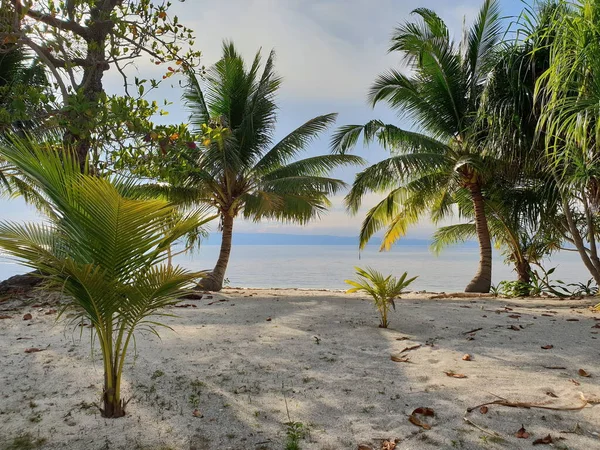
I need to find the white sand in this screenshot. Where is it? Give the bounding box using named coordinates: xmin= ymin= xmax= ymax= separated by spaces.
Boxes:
xmin=0 ymin=289 xmax=599 ymax=450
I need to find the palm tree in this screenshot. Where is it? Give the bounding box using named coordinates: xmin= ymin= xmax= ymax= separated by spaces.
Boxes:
xmin=431 ymin=184 xmax=561 ymax=283
xmin=0 ymin=135 xmax=212 ymax=418
xmin=162 ymin=42 xmax=363 ymax=291
xmin=433 ymin=2 xmax=563 ymax=285
xmin=331 ymin=1 xmax=503 ymax=292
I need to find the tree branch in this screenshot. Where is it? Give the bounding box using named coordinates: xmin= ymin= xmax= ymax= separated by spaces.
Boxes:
xmin=12 ymin=0 xmax=90 ymax=38
xmin=18 ymin=36 xmax=69 ymax=102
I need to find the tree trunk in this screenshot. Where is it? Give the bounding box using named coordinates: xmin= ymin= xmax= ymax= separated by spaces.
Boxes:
xmin=102 ymin=370 xmax=126 ymax=418
xmin=515 ymin=258 xmax=531 ymax=284
xmin=64 ymin=10 xmax=111 ymax=172
xmin=198 ymin=213 xmax=234 ymax=292
xmin=465 ymin=184 xmax=492 ymax=293
xmin=563 ymin=197 xmax=600 ymax=285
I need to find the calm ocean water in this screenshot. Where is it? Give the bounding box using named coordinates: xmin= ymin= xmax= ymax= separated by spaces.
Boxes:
xmin=0 ymin=245 xmax=587 ymax=292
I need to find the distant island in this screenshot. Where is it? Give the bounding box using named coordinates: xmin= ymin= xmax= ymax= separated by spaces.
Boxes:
xmin=201 ymin=233 xmax=478 ymax=247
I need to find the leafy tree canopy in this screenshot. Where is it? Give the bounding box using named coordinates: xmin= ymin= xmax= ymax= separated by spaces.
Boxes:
xmin=0 ymin=0 xmax=202 ymax=168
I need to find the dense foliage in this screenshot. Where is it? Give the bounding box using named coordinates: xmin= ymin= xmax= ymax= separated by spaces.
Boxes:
xmin=0 ymin=0 xmax=201 ymax=169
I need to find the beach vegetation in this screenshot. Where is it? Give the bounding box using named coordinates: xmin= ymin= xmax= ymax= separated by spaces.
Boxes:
xmin=345 ymin=266 xmax=417 ymax=328
xmin=0 ymin=136 xmax=211 ymax=418
xmin=4 ymin=433 xmax=47 ymax=450
xmin=534 ymin=0 xmax=600 ymax=299
xmin=284 ymin=421 xmax=307 ymax=450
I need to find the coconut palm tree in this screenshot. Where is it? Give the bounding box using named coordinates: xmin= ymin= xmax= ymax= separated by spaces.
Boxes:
xmin=345 ymin=266 xmax=417 ymax=328
xmin=433 ymin=1 xmax=563 ymax=285
xmin=0 ymin=135 xmax=212 ymax=418
xmin=163 ymin=41 xmax=363 ymax=291
xmin=330 ymin=1 xmax=503 ymax=293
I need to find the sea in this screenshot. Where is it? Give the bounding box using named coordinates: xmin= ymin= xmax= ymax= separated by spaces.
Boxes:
xmin=1 ymin=245 xmax=587 ymax=292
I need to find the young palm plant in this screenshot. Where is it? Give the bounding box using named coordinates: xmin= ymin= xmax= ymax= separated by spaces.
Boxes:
xmin=159 ymin=41 xmax=363 ymax=291
xmin=0 ymin=135 xmax=211 ymax=418
xmin=331 ymin=1 xmax=503 ymax=293
xmin=345 ymin=267 xmax=417 ymax=328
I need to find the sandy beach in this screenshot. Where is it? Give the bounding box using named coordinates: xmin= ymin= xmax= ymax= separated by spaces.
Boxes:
xmin=1 ymin=288 xmax=599 ymax=450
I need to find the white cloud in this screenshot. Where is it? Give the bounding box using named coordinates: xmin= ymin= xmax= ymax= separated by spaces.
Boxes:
xmin=150 ymin=0 xmax=485 ymax=101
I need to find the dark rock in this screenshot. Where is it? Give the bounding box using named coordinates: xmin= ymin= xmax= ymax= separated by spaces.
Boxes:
xmin=0 ymin=271 xmax=44 ymax=298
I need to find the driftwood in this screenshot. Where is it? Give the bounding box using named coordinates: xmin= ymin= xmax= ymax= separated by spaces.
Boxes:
xmin=467 ymin=398 xmax=588 ymax=413
xmin=429 ymin=292 xmax=496 ymax=299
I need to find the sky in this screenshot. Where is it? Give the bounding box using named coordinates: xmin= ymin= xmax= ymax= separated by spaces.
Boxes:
xmin=2 ymin=0 xmax=527 ymax=240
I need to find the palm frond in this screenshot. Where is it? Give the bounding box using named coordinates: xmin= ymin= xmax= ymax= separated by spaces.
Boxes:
xmin=256 ymin=113 xmax=338 ymax=170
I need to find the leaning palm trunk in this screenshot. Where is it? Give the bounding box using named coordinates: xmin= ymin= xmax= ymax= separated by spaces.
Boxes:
xmin=199 ymin=213 xmax=234 ymax=291
xmin=465 ymin=184 xmax=492 ymax=292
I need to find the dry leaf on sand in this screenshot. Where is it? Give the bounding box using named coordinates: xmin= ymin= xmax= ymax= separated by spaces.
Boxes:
xmin=479 ymin=406 xmax=488 ymax=414
xmin=444 ymin=371 xmax=467 ymax=378
xmin=532 ymin=435 xmax=554 ymax=445
xmin=400 ymin=344 xmax=421 ymax=353
xmin=381 ymin=440 xmax=397 ymax=450
xmin=408 ymin=407 xmax=434 ymax=430
xmin=515 ymin=425 xmax=530 ymax=439
xmin=24 ymin=348 xmax=44 ymax=353
xmin=462 ymin=354 xmax=472 ymax=361
xmin=541 ymin=345 xmax=554 ymax=350
xmin=408 ymin=415 xmax=431 ymax=430
xmin=390 ymin=355 xmax=410 ymax=363
xmin=412 ymin=407 xmax=435 ymax=416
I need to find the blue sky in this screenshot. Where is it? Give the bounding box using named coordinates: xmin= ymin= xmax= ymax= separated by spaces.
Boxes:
xmin=2 ymin=0 xmax=528 ymax=239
